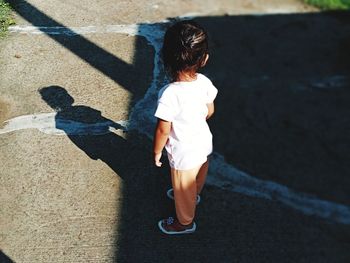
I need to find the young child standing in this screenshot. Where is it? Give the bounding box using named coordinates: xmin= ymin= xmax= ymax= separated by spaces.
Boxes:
xmin=154 ymin=20 xmax=218 ymax=235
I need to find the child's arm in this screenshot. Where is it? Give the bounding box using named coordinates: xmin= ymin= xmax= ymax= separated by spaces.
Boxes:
xmin=206 ymin=102 xmax=215 ymax=120
xmin=153 ymin=118 xmax=172 ymax=167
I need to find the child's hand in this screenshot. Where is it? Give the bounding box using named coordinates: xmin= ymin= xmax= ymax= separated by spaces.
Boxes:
xmin=154 ymin=152 xmax=162 ymax=167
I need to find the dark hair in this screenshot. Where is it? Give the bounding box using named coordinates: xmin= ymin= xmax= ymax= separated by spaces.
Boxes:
xmin=162 ymin=20 xmax=208 ymax=81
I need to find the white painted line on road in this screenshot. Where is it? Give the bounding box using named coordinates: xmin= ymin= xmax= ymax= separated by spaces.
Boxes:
xmin=4 ymin=22 xmax=350 ymax=225
xmin=208 ymin=153 xmax=350 ymax=224
xmin=0 ymin=112 xmax=128 ymax=135
xmin=8 ymin=24 xmax=165 ymax=36
xmin=9 ymin=25 xmax=137 ymax=35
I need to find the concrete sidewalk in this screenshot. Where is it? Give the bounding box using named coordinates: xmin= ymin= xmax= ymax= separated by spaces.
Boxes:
xmin=1 ymin=0 xmax=350 ymax=262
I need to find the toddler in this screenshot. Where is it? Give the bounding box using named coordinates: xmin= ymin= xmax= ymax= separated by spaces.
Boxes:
xmin=154 ymin=20 xmax=218 ymax=234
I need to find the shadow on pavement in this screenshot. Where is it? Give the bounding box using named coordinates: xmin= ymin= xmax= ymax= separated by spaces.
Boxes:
xmin=9 ymin=0 xmax=350 ymax=261
xmin=0 ymin=251 xmax=14 ymax=263
xmin=7 ymin=0 xmax=154 ymax=105
xmin=197 ymin=12 xmax=350 ymax=206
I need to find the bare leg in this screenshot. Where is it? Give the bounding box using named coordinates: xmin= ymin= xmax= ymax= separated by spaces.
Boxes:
xmin=196 ymin=159 xmax=209 ymax=195
xmin=171 ymin=165 xmax=201 ymax=225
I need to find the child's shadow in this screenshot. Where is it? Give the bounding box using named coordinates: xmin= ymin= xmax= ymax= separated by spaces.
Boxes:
xmin=39 ymin=85 xmax=128 ymax=164
xmin=39 ymin=86 xmax=171 ymax=231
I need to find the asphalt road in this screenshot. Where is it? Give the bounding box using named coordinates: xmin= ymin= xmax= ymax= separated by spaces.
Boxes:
xmin=1 ymin=0 xmax=350 ymax=262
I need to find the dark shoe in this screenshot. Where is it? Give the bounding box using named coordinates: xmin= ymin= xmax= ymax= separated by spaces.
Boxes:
xmin=158 ymin=217 xmax=196 ymax=235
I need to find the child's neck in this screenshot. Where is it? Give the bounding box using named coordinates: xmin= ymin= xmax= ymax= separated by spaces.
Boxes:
xmin=176 ymin=71 xmax=197 ymax=82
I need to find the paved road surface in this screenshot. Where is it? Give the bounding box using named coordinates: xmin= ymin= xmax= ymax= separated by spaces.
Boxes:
xmin=1 ymin=0 xmax=350 ymax=262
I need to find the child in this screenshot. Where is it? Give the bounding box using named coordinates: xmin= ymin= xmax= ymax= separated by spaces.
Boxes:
xmin=154 ymin=20 xmax=218 ymax=235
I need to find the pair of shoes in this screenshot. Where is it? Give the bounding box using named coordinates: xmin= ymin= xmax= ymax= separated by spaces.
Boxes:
xmin=167 ymin=188 xmax=201 ymax=205
xmin=158 ymin=217 xmax=196 ymax=235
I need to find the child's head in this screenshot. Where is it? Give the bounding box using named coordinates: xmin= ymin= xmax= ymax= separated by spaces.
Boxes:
xmin=162 ymin=20 xmax=209 ymax=81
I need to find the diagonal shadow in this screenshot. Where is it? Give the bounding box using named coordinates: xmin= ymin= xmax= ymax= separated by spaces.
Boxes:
xmin=7 ymin=0 xmax=152 ymax=100
xmin=0 ymin=251 xmax=14 ymax=263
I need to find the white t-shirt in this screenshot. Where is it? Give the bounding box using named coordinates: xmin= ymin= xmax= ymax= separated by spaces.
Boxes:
xmin=154 ymin=73 xmax=218 ymax=170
